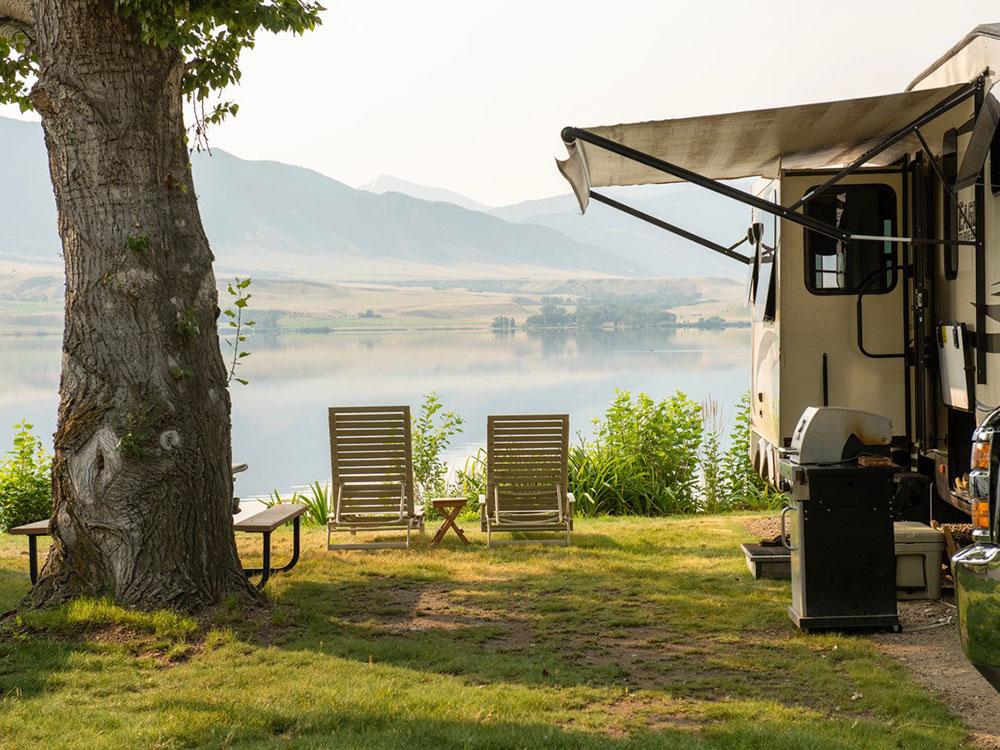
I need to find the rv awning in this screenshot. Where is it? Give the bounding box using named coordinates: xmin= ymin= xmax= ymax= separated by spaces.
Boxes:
xmin=558 ymin=84 xmax=967 ymax=212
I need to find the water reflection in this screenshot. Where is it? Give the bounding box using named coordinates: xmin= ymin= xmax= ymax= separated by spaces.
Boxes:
xmin=0 ymin=328 xmax=750 ymax=495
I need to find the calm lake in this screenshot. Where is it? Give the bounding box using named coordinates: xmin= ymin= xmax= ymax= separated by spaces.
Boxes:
xmin=0 ymin=328 xmax=750 ymax=496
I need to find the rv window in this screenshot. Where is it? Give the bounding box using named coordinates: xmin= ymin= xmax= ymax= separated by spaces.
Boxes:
xmin=803 ymin=184 xmax=897 ymax=295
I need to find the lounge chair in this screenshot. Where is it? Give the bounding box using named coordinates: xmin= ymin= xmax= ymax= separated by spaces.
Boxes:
xmin=328 ymin=405 xmax=423 ymax=550
xmin=479 ymin=414 xmax=574 ymax=547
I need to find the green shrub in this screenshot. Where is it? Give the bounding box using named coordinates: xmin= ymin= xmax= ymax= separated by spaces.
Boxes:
xmin=299 ymin=481 xmax=331 ymax=526
xmin=412 ymin=392 xmax=464 ymax=505
xmin=699 ymin=399 xmax=726 ymax=513
xmin=570 ymin=390 xmax=703 ymax=516
xmin=452 ymin=447 xmax=487 ymax=514
xmin=0 ymin=420 xmax=52 ymax=532
xmin=263 ymin=483 xmax=330 ymax=526
xmin=716 ymin=392 xmax=784 ymax=510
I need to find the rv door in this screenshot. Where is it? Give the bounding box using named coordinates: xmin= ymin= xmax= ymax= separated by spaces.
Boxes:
xmin=773 ymin=170 xmax=907 ymax=446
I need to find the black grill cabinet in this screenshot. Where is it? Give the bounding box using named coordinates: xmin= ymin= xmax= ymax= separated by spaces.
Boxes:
xmin=779 ymin=462 xmax=900 ymax=632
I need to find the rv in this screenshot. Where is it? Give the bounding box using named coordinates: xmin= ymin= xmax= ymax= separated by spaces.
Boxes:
xmin=555 ymin=24 xmax=1000 ymax=683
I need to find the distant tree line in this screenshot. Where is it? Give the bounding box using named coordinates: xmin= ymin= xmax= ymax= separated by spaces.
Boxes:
xmin=525 ymin=296 xmax=678 ymax=330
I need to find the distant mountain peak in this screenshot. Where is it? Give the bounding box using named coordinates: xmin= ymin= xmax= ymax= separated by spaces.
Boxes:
xmin=360 ymin=174 xmax=492 ymax=213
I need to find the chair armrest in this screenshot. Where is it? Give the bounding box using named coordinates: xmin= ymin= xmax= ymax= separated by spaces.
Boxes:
xmin=397 ymin=485 xmax=407 ymax=521
xmin=332 ymin=483 xmax=343 ymax=523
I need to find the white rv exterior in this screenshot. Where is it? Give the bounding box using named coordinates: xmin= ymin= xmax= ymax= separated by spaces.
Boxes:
xmin=557 ymin=24 xmax=1000 ymax=519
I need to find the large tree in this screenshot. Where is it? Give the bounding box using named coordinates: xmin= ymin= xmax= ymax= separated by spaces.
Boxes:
xmin=0 ymin=1 xmax=322 ymax=610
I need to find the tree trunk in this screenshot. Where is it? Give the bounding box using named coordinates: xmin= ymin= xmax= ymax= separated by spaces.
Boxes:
xmin=24 ymin=0 xmax=260 ymax=610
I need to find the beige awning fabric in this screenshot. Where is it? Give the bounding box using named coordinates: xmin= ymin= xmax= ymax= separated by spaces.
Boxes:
xmin=557 ymin=84 xmax=966 ymax=213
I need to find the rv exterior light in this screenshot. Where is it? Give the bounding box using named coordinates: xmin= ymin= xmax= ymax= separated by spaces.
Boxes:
xmin=968 ymin=415 xmax=998 ymax=540
xmin=955 ymin=80 xmax=1000 ymax=191
xmin=973 ymin=440 xmax=992 ymax=470
xmin=973 ymin=499 xmax=992 ymax=529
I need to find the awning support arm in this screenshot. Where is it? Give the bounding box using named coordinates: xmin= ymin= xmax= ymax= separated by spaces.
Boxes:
xmin=562 ymin=127 xmax=849 ymax=243
xmin=789 ymin=83 xmax=978 ymax=210
xmin=589 ymin=190 xmax=752 ymax=265
xmin=915 ymin=126 xmax=978 ymax=233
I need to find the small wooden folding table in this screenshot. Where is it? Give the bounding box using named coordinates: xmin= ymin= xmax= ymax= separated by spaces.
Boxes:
xmin=430 ymin=498 xmax=469 ymax=546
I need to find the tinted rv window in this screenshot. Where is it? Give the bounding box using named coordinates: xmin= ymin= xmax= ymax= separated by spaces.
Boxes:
xmin=803 ymin=184 xmax=897 ymax=295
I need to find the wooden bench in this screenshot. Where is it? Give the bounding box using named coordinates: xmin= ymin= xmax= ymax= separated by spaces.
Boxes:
xmin=9 ymin=519 xmax=49 ymax=584
xmin=235 ymin=504 xmax=307 ymax=589
xmin=9 ymin=504 xmax=307 ymax=589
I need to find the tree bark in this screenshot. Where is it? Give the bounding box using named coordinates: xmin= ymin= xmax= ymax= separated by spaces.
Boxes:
xmin=24 ymin=0 xmax=260 ymax=610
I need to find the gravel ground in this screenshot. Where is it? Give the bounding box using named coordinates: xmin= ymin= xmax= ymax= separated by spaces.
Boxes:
xmin=743 ymin=515 xmax=1000 ymax=748
xmin=874 ymin=598 xmax=1000 ymax=750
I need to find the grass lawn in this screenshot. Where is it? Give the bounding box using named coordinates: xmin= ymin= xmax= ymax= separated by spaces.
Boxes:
xmin=0 ymin=516 xmax=966 ymax=749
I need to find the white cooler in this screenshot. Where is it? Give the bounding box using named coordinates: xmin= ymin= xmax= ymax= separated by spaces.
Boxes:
xmin=893 ymin=522 xmax=946 ymax=600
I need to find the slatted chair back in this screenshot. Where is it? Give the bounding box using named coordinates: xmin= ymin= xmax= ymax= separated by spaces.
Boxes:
xmin=329 ymin=406 xmax=414 ymax=520
xmin=486 ymin=414 xmax=569 ymax=520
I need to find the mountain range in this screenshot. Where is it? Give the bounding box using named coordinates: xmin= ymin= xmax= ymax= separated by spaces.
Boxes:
xmin=0 ymin=116 xmax=748 ymax=280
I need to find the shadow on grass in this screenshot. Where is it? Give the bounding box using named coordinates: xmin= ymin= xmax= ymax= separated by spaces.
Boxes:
xmin=0 ymin=566 xmax=29 ymax=612
xmin=264 ymin=553 xmax=846 ymax=714
xmin=147 ymin=696 xmax=706 ymax=749
xmin=0 ymin=634 xmax=79 ymax=700
xmin=0 ymin=522 xmax=959 ymax=750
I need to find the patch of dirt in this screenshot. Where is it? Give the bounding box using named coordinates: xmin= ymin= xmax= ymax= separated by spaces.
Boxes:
xmin=742 ymin=516 xmax=781 ymax=542
xmin=349 ymin=583 xmax=528 ymax=638
xmin=873 ymin=597 xmax=1000 ymax=750
xmin=596 ymin=693 xmax=703 ymax=739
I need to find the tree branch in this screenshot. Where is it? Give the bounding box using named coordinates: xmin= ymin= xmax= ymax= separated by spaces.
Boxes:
xmin=0 ymin=0 xmax=33 ymax=43
xmin=0 ymin=0 xmax=32 ymax=25
xmin=0 ymin=0 xmax=35 ymax=44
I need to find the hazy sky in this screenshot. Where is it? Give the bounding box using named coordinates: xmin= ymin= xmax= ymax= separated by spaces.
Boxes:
xmin=6 ymin=2 xmax=1000 ymax=205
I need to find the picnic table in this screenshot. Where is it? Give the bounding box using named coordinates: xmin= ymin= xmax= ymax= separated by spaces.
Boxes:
xmin=9 ymin=503 xmax=307 ymax=589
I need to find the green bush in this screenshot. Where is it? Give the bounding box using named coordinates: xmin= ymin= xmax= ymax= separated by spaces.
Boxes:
xmin=716 ymin=392 xmax=784 ymax=510
xmin=412 ymin=392 xmax=464 ymax=505
xmin=699 ymin=399 xmax=726 ymax=513
xmin=0 ymin=421 xmax=52 ymax=532
xmin=453 ymin=448 xmax=487 ymax=514
xmin=570 ymin=390 xmax=704 ymax=516
xmin=265 ymin=481 xmax=329 ymax=526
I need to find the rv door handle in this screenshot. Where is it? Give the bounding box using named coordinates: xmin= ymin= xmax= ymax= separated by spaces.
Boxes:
xmin=780 ymin=505 xmax=796 ymax=551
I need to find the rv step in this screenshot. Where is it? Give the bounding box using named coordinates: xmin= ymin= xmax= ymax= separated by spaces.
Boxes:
xmin=741 ymin=542 xmax=791 ymax=580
